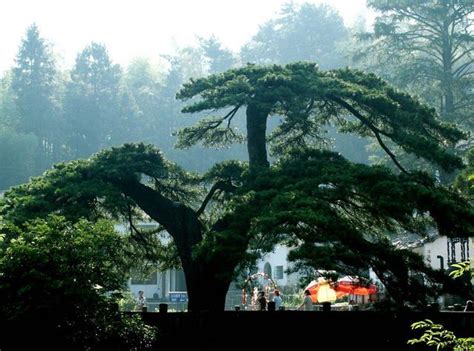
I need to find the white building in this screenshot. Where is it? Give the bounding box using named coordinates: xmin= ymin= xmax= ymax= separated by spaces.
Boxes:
xmin=115 ymin=222 xmax=187 ymax=309
xmin=393 ymin=232 xmax=473 ymax=271
xmin=255 ymin=244 xmax=300 ymax=287
xmin=417 ymin=236 xmax=472 ymax=271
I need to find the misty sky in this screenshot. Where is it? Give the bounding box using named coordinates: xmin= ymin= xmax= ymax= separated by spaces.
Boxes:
xmin=0 ymin=0 xmax=373 ymax=74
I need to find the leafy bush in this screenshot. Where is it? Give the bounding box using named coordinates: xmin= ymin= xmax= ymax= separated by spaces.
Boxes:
xmin=0 ymin=215 xmax=156 ymax=350
xmin=408 ymin=319 xmax=474 ymax=350
xmin=408 ymin=260 xmax=474 ymax=350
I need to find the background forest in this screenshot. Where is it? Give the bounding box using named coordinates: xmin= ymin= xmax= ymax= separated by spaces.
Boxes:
xmin=0 ymin=3 xmax=388 ymax=190
xmin=2 ymin=2 xmax=472 ymax=191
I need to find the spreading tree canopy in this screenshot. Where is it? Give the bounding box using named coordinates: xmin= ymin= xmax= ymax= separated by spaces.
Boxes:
xmin=2 ymin=63 xmax=472 ymax=311
xmin=176 ymin=63 xmax=464 ymax=173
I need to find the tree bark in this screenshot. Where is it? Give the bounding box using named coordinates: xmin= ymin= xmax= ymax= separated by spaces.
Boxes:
xmin=441 ymin=10 xmax=455 ymax=119
xmin=439 ymin=16 xmax=456 ymax=184
xmin=185 ymin=264 xmax=234 ymax=311
xmin=246 ymin=102 xmax=270 ymax=169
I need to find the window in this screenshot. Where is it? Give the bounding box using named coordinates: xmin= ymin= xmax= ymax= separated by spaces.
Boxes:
xmin=274 ymin=266 xmax=284 ymax=280
xmin=264 ymin=262 xmax=272 ymax=278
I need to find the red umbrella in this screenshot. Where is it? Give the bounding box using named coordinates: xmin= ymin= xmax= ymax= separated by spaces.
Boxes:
xmin=336 ymin=283 xmax=355 ymax=294
xmin=305 ymin=276 xmax=377 ymax=302
xmin=335 ymin=276 xmax=377 ymax=296
xmin=353 ymin=285 xmax=377 ymax=296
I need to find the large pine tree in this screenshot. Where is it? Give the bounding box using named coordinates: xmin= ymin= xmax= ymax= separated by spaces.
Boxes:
xmin=2 ymin=63 xmax=473 ymax=311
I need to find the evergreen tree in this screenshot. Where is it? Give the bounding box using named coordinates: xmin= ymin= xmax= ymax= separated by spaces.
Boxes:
xmin=455 ymin=146 xmax=474 ymax=198
xmin=0 ymin=72 xmax=20 ymax=129
xmin=360 ymin=0 xmax=474 ymax=131
xmin=199 ymin=36 xmax=236 ymax=74
xmin=241 ymin=3 xmax=369 ymax=164
xmin=156 ymin=48 xmax=246 ymax=171
xmin=241 ymin=3 xmax=348 ymax=69
xmin=123 ymin=58 xmax=164 ymax=145
xmin=64 ymin=42 xmax=125 ymax=158
xmin=11 ymin=24 xmax=61 ymax=169
xmin=0 ymin=73 xmax=40 ymax=190
xmin=0 ymin=127 xmax=38 ymax=190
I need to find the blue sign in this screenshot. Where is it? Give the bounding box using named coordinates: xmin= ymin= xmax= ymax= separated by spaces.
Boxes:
xmin=169 ymin=291 xmax=188 ymax=302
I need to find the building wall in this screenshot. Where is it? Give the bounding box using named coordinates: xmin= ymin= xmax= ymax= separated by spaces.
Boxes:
xmin=128 ymin=278 xmax=161 ymax=301
xmin=422 ymin=236 xmax=472 ymax=270
xmin=116 ymin=222 xmax=188 ymax=303
xmin=256 ymin=244 xmax=299 ymax=287
xmin=224 ymin=244 xmax=301 ymax=310
xmin=128 ymin=269 xmax=186 ymax=301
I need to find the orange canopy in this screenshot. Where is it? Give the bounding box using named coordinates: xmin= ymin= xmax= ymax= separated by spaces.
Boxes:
xmin=305 ymin=276 xmax=377 ymax=302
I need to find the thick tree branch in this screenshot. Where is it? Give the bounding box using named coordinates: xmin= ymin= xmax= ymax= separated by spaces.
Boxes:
xmin=329 ymin=95 xmax=409 ymax=175
xmin=398 ymin=9 xmax=443 ymax=35
xmin=453 ymin=59 xmax=474 ymax=77
xmin=114 ymin=178 xmax=187 ymax=232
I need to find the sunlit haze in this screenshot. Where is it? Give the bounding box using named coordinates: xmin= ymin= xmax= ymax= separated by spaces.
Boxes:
xmin=0 ymin=0 xmax=373 ymax=73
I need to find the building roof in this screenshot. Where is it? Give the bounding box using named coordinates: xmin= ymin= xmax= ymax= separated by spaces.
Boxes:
xmin=391 ymin=229 xmax=439 ymax=250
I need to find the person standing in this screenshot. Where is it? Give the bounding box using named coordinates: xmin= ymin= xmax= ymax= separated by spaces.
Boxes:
xmin=257 ymin=291 xmax=267 ymax=311
xmin=136 ymin=290 xmax=146 ymax=311
xmin=251 ymin=287 xmax=259 ymax=310
xmin=273 ymin=289 xmax=283 ymax=310
xmin=298 ymin=290 xmax=313 ymax=311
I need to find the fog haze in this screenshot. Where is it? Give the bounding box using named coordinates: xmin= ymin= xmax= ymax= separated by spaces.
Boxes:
xmin=0 ymin=0 xmax=371 ymax=73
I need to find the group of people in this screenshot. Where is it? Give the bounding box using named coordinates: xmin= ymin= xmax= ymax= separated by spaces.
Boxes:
xmin=254 ymin=289 xmax=283 ymax=311
xmin=254 ymin=288 xmax=314 ymax=311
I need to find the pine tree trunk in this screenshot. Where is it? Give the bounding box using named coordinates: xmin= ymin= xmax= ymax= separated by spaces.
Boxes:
xmin=441 ymin=15 xmax=455 ymax=120
xmin=246 ymin=102 xmax=270 ymax=169
xmin=118 ymin=179 xmax=242 ymax=311
xmin=185 ymin=265 xmax=233 ymax=312
xmin=439 ymin=17 xmax=456 ymax=184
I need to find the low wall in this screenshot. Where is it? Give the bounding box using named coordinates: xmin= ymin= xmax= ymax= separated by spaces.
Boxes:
xmin=136 ymin=310 xmax=473 ymax=350
xmin=1 ymin=310 xmax=471 ymax=350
